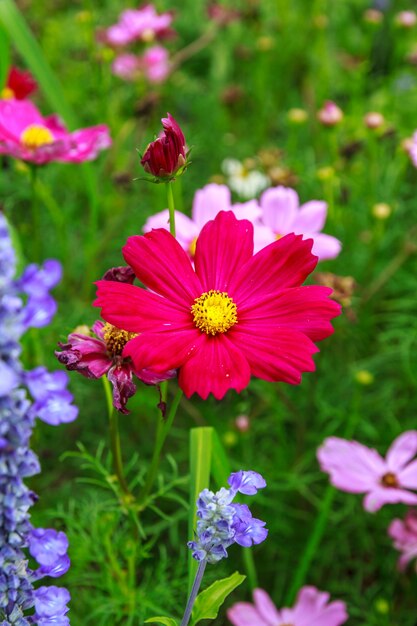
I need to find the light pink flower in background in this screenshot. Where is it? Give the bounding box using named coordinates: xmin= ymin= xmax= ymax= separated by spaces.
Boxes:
xmin=0 ymin=100 xmax=111 ymax=165
xmin=257 ymin=186 xmax=341 ymax=261
xmin=388 ymin=510 xmax=417 ymax=571
xmin=407 ymin=132 xmax=417 ymax=168
xmin=317 ymin=431 xmax=417 ymax=512
xmin=143 ymin=183 xmax=262 ymax=258
xmin=228 ymin=586 xmax=348 ymax=626
xmin=317 ymin=100 xmax=344 ymax=126
xmin=112 ymin=53 xmax=141 ymax=81
xmin=104 ymin=4 xmax=173 ymax=46
xmin=142 ymin=45 xmax=170 ymax=83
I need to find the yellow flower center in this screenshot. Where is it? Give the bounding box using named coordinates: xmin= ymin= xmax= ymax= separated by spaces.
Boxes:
xmin=189 ymin=237 xmax=197 ymax=257
xmin=381 ymin=472 xmax=399 ymax=488
xmin=103 ymin=323 xmax=137 ymax=357
xmin=191 ymin=290 xmax=238 ymax=335
xmin=20 ymin=124 xmax=54 ymax=150
xmin=276 ymin=233 xmax=283 ymax=240
xmin=1 ymin=87 xmax=15 ymax=100
xmin=141 ymin=28 xmax=156 ymax=42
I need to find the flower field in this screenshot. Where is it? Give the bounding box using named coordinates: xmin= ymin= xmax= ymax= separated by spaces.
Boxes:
xmin=1 ymin=1 xmax=417 ymax=624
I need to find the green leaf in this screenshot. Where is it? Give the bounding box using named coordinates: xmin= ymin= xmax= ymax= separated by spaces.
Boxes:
xmin=190 ymin=572 xmax=246 ymax=625
xmin=188 ymin=427 xmax=213 ymax=593
xmin=0 ymin=24 xmax=10 ymax=89
xmin=145 ymin=617 xmax=178 ymax=626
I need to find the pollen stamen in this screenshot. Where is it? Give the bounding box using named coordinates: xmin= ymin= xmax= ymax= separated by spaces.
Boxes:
xmin=191 ymin=290 xmax=238 ymax=336
xmin=20 ymin=124 xmax=54 ymax=150
xmin=103 ymin=323 xmax=137 ymax=357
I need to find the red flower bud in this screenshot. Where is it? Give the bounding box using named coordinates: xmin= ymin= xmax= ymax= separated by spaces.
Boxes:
xmin=4 ymin=66 xmax=38 ymax=100
xmin=140 ymin=113 xmax=187 ymax=179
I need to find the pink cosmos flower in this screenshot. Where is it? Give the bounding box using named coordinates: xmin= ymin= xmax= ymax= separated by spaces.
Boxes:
xmin=112 ymin=53 xmax=141 ymax=81
xmin=317 ymin=101 xmax=343 ymax=126
xmin=104 ymin=4 xmax=173 ymax=47
xmin=257 ymin=187 xmax=341 ymax=261
xmin=143 ymin=183 xmax=263 ymax=258
xmin=94 ymin=211 xmax=340 ymax=400
xmin=0 ymin=100 xmax=111 ymax=165
xmin=227 ymin=586 xmax=348 ymax=626
xmin=388 ymin=510 xmax=417 ymax=572
xmin=142 ymin=45 xmax=170 ymax=83
xmin=317 ymin=431 xmax=417 ymax=512
xmin=55 ymin=320 xmax=174 ymax=414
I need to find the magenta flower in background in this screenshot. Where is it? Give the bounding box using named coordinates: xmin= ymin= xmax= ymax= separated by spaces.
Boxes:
xmin=95 ymin=211 xmax=340 ymax=400
xmin=140 ymin=112 xmax=187 ymax=179
xmin=228 ymin=586 xmax=348 ymax=626
xmin=112 ymin=53 xmax=141 ymax=81
xmin=104 ymin=4 xmax=173 ymax=46
xmin=143 ymin=183 xmax=262 ymax=257
xmin=257 ymin=186 xmax=342 ymax=260
xmin=56 ymin=320 xmax=175 ymax=414
xmin=0 ymin=100 xmax=111 ymax=165
xmin=142 ymin=45 xmax=170 ymax=83
xmin=317 ymin=431 xmax=417 ymax=512
xmin=388 ymin=510 xmax=417 ymax=571
xmin=317 ymin=100 xmax=344 ymax=126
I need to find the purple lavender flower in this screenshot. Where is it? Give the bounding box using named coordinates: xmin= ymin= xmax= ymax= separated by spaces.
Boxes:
xmin=0 ymin=214 xmax=73 ymax=625
xmin=188 ymin=470 xmax=268 ymax=564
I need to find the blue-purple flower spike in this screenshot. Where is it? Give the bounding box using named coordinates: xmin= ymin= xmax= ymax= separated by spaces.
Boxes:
xmin=0 ymin=214 xmax=74 ymax=625
xmin=187 ymin=470 xmax=268 ymax=564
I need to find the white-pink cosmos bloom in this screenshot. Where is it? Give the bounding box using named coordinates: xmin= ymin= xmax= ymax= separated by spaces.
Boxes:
xmin=317 ymin=431 xmax=417 ymax=512
xmin=257 ymin=186 xmax=341 ymax=261
xmin=388 ymin=510 xmax=417 ymax=571
xmin=143 ymin=183 xmax=262 ymax=258
xmin=228 ymin=586 xmax=348 ymax=626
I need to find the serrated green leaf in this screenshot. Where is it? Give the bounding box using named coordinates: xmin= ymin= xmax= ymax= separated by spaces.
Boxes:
xmin=190 ymin=572 xmax=246 ymax=625
xmin=145 ymin=617 xmax=178 ymax=626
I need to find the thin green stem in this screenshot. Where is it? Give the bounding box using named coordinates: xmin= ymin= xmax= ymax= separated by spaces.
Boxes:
xmin=138 ymin=387 xmax=183 ymax=505
xmin=102 ymin=377 xmax=131 ymax=499
xmin=29 ymin=165 xmax=40 ymax=261
xmin=180 ymin=559 xmax=207 ymax=626
xmin=166 ymin=181 xmax=176 ymax=237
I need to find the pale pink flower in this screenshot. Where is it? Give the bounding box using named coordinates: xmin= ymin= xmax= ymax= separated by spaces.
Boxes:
xmin=104 ymin=4 xmax=173 ymax=46
xmin=0 ymin=100 xmax=111 ymax=165
xmin=143 ymin=183 xmax=262 ymax=258
xmin=388 ymin=510 xmax=417 ymax=571
xmin=112 ymin=53 xmax=141 ymax=81
xmin=317 ymin=101 xmax=343 ymax=126
xmin=318 ymin=431 xmax=417 ymax=512
xmin=395 ymin=11 xmax=417 ymax=28
xmin=257 ymin=186 xmax=341 ymax=261
xmin=142 ymin=45 xmax=170 ymax=83
xmin=228 ymin=586 xmax=348 ymax=626
xmin=407 ymin=132 xmax=417 ymax=167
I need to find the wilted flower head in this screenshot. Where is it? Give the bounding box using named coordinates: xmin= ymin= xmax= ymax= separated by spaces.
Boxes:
xmin=228 ymin=586 xmax=348 ymax=626
xmin=1 ymin=66 xmax=37 ymax=100
xmin=188 ymin=470 xmax=267 ymax=563
xmin=318 ymin=431 xmax=417 ymax=512
xmin=317 ymin=101 xmax=344 ymax=126
xmin=314 ymin=272 xmax=356 ymax=308
xmin=388 ymin=509 xmax=417 ymax=571
xmin=0 ymin=99 xmax=111 ymax=165
xmin=140 ymin=112 xmax=187 ymax=180
xmin=95 ymin=211 xmax=340 ymax=400
xmin=103 ymin=4 xmax=173 ymax=46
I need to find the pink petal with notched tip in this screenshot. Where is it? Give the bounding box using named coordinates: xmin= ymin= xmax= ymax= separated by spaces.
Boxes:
xmin=363 ymin=488 xmax=417 ymax=513
xmin=252 ymin=589 xmax=283 ymax=625
xmin=178 ymin=333 xmax=251 ymax=399
xmin=260 ymin=186 xmax=299 ymax=234
xmin=227 ymin=602 xmax=270 ymax=626
xmin=290 ymin=586 xmax=348 ymax=626
xmin=310 ymin=233 xmax=342 ymax=261
xmin=143 ymin=209 xmax=198 ymax=252
xmin=192 ymin=183 xmax=232 ymax=228
xmin=398 ymin=459 xmax=417 ymax=490
xmin=386 ymin=431 xmax=417 ymax=472
xmin=294 ymin=200 xmax=328 ymax=233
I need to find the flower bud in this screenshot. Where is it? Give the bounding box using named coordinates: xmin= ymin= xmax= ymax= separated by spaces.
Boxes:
xmin=140 ymin=113 xmax=187 ymax=180
xmin=364 ymin=112 xmax=385 ymax=129
xmin=317 ymin=101 xmax=343 ymax=126
xmin=395 ymin=11 xmax=417 ymax=28
xmin=372 ymin=202 xmax=391 ymax=219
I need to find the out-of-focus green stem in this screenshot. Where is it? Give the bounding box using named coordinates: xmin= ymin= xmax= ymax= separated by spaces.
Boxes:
xmin=166 ymin=181 xmax=176 ymax=237
xmin=102 ymin=377 xmax=131 ymax=499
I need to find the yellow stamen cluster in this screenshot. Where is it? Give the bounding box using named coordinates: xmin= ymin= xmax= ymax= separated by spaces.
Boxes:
xmin=103 ymin=323 xmax=137 ymax=357
xmin=1 ymin=87 xmax=15 ymax=100
xmin=381 ymin=472 xmax=399 ymax=488
xmin=191 ymin=290 xmax=238 ymax=336
xmin=20 ymin=124 xmax=54 ymax=150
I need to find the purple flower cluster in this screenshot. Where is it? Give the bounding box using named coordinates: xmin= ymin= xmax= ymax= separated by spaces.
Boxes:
xmin=0 ymin=214 xmax=76 ymax=625
xmin=188 ymin=471 xmax=268 ymax=564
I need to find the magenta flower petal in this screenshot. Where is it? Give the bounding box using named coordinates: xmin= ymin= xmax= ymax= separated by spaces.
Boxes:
xmin=292 ymin=586 xmax=348 ymax=626
xmin=386 ymin=431 xmax=417 ymax=471
xmin=230 ymin=327 xmax=317 ymax=384
xmin=229 ymin=234 xmax=318 ymax=305
xmin=123 ymin=229 xmax=202 ymax=306
xmin=194 ymin=211 xmax=254 ymax=291
xmin=94 ymin=280 xmax=192 ymax=332
xmin=178 ymin=334 xmax=250 ymax=399
xmin=294 ymin=200 xmax=328 ymax=233
xmin=124 ymin=329 xmax=204 ymax=374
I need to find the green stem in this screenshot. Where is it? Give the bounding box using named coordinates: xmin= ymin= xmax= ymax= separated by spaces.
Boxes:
xmin=29 ymin=165 xmax=40 ymax=261
xmin=102 ymin=377 xmax=131 ymax=499
xmin=180 ymin=559 xmax=207 ymax=626
xmin=166 ymin=181 xmax=176 ymax=237
xmin=138 ymin=387 xmax=183 ymax=505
